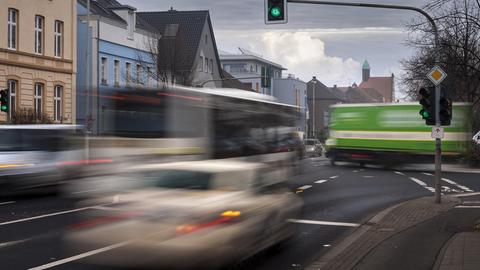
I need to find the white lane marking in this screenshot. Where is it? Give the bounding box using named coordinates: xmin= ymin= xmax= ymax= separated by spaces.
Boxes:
xmin=452 ymin=192 xmax=480 ymax=197
xmin=442 ymin=178 xmax=474 ymax=192
xmin=362 ymin=176 xmax=374 ymax=178
xmin=419 ymin=174 xmax=475 ymax=193
xmin=28 ymin=241 xmax=129 ymax=270
xmin=0 ymin=201 xmax=15 ymax=205
xmin=409 ymin=177 xmax=435 ymax=193
xmin=0 ymin=238 xmax=31 ymax=249
xmin=0 ymin=205 xmax=106 ymax=226
xmin=315 ymin=180 xmax=328 ymax=184
xmin=409 ymin=177 xmax=427 ymax=186
xmin=323 ymin=244 xmax=331 ymax=247
xmin=329 ymin=175 xmax=339 ymax=179
xmin=455 ymin=205 xmax=480 ymax=209
xmin=288 ymin=219 xmax=360 ymax=227
xmin=461 ymin=201 xmax=480 ymax=204
xmin=352 ymin=170 xmax=359 ymax=173
xmin=394 ymin=171 xmax=405 ymax=176
xmin=297 ymin=185 xmax=313 ymax=190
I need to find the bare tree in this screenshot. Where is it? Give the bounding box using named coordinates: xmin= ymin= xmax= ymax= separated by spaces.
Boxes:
xmin=401 ymin=0 xmax=480 ymax=108
xmin=137 ymin=24 xmax=195 ymax=87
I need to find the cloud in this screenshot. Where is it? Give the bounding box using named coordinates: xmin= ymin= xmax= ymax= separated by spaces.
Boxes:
xmin=219 ymin=31 xmax=361 ymax=86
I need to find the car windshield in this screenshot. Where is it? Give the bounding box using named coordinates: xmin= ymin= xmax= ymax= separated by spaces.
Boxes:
xmin=305 ymin=140 xmax=315 ymax=145
xmin=124 ymin=170 xmax=247 ymax=191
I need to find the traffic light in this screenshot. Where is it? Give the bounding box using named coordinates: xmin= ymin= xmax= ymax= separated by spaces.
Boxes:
xmin=439 ymin=96 xmax=452 ymax=126
xmin=0 ymin=89 xmax=8 ymax=113
xmin=265 ymin=0 xmax=287 ymax=24
xmin=418 ymin=87 xmax=435 ymax=125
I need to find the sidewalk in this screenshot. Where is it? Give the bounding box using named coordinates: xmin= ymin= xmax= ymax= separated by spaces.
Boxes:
xmin=307 ymin=195 xmax=480 ymax=270
xmin=434 ymin=232 xmax=480 ymax=270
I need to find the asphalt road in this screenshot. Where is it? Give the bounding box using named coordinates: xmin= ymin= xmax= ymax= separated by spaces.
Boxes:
xmin=1 ymin=157 xmax=479 ymax=270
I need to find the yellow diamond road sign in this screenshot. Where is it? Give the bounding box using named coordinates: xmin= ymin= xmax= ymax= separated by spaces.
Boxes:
xmin=427 ymin=66 xmax=447 ymax=85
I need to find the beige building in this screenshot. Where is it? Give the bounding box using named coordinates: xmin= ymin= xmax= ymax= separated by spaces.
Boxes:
xmin=0 ymin=0 xmax=76 ymax=124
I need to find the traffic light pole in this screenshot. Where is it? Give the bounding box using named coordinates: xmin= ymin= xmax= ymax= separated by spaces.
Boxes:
xmin=287 ymin=0 xmax=443 ymax=203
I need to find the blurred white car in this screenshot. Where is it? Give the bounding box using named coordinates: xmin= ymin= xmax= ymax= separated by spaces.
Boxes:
xmin=66 ymin=160 xmax=303 ymax=269
xmin=0 ymin=125 xmax=83 ymax=194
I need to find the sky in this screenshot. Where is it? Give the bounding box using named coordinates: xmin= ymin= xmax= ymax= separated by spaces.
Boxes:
xmin=121 ymin=0 xmax=430 ymax=97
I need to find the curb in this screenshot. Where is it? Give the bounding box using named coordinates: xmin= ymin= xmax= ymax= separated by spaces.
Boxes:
xmin=306 ymin=201 xmax=407 ymax=270
xmin=307 ymin=195 xmax=460 ymax=270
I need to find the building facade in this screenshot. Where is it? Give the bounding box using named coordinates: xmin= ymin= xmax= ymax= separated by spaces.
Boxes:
xmin=138 ymin=9 xmax=224 ymax=88
xmin=358 ymin=60 xmax=395 ymax=103
xmin=220 ymin=49 xmax=285 ymax=95
xmin=273 ymin=74 xmax=307 ymax=136
xmin=306 ymin=77 xmax=343 ymax=140
xmin=77 ymin=0 xmax=158 ymax=133
xmin=0 ymin=0 xmax=76 ymax=124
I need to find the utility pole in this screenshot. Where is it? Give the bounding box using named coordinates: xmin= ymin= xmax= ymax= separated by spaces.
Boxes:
xmin=287 ymin=0 xmax=443 ymax=203
xmin=85 ymin=0 xmax=91 ymax=161
xmin=312 ymin=78 xmax=316 ymax=139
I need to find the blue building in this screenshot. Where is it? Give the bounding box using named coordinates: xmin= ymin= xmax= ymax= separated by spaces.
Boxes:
xmin=77 ymin=0 xmax=158 ymax=133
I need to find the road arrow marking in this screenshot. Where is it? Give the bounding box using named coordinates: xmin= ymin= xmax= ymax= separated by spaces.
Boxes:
xmin=288 ymin=219 xmax=360 ymax=227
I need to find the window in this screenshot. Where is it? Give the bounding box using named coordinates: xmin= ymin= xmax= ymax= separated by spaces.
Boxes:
xmin=205 ymin=34 xmax=208 ymax=44
xmin=136 ymin=64 xmax=142 ymax=85
xmin=210 ymin=59 xmax=213 ymax=74
xmin=54 ymin=85 xmax=62 ymax=122
xmin=101 ymin=57 xmax=108 ymax=85
xmin=146 ymin=67 xmax=152 ymax=87
xmin=34 ymin=15 xmax=44 ymax=54
xmin=34 ymin=83 xmax=43 ymax=119
xmin=114 ymin=60 xmax=120 ymax=85
xmin=7 ymin=9 xmax=18 ymax=49
xmin=126 ymin=62 xmax=132 ymax=85
xmin=54 ymin=20 xmax=63 ymax=57
xmin=7 ymin=80 xmax=17 ymax=118
xmin=198 ymin=56 xmax=203 ymax=72
xmin=204 ymin=57 xmax=208 ymax=72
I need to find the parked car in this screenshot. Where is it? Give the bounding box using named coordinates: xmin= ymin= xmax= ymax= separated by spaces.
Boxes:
xmin=304 ymin=139 xmax=323 ymax=157
xmin=473 ymin=131 xmax=480 ymax=145
xmin=66 ymin=160 xmax=303 ymax=269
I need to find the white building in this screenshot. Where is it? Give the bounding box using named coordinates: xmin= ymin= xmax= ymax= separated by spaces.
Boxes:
xmin=220 ymin=48 xmax=285 ymax=95
xmin=273 ymin=74 xmax=307 ymax=136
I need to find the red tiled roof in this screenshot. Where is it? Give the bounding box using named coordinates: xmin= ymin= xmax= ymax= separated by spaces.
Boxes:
xmin=359 ymin=76 xmax=394 ymax=102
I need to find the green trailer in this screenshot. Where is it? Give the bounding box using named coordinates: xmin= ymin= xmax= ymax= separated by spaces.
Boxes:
xmin=325 ymin=102 xmax=472 ymax=166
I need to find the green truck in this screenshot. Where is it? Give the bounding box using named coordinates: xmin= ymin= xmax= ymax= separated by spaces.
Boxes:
xmin=325 ymin=102 xmax=472 ymax=166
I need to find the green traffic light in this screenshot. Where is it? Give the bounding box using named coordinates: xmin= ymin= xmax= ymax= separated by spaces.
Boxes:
xmin=1 ymin=105 xmax=7 ymax=111
xmin=420 ymin=109 xmax=429 ymax=119
xmin=270 ymin=6 xmax=282 ymax=17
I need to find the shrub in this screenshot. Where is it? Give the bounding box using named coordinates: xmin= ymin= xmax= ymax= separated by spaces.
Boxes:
xmin=11 ymin=108 xmax=53 ymax=124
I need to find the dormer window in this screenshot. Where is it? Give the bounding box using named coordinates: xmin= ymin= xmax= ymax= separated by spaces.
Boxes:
xmin=127 ymin=11 xmax=135 ymax=39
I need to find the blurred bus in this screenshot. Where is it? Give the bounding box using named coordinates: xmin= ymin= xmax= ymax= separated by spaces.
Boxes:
xmin=86 ymin=86 xmax=301 ymax=178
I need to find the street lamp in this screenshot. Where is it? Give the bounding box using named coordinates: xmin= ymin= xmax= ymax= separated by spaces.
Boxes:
xmin=311 ymin=77 xmax=317 ymax=139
